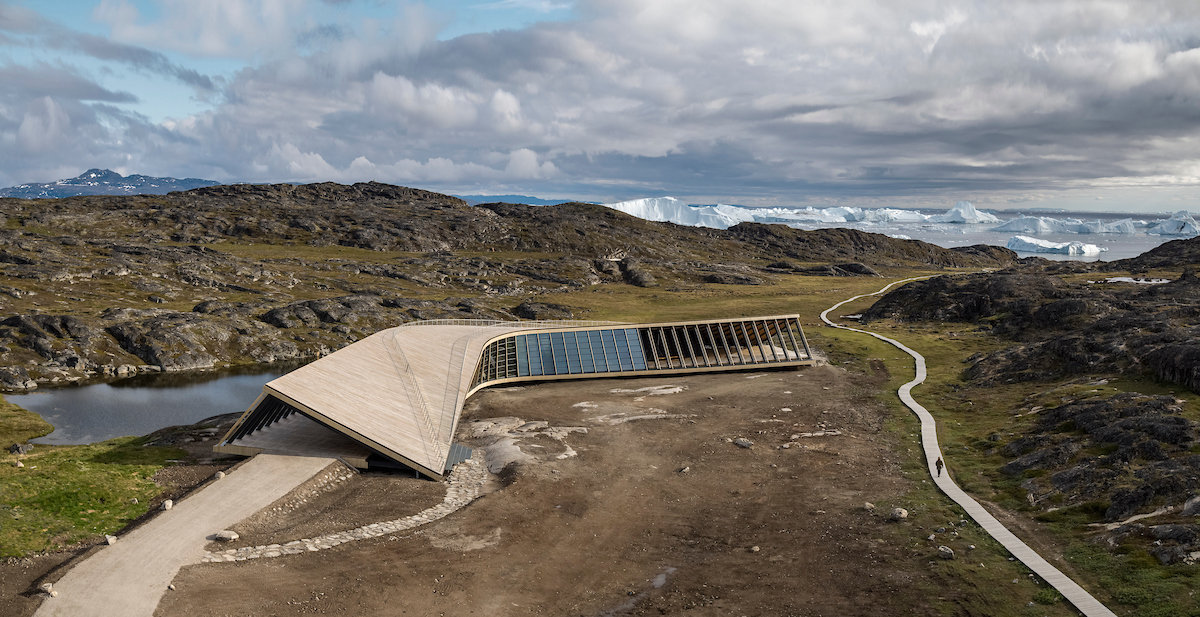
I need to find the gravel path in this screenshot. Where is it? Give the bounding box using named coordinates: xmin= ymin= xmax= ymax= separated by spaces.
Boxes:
xmin=33 ymin=454 xmax=335 ymax=617
xmin=822 ymin=278 xmax=1118 ymax=617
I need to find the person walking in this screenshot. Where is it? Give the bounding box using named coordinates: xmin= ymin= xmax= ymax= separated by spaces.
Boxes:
xmin=935 ymin=457 xmax=944 ymax=477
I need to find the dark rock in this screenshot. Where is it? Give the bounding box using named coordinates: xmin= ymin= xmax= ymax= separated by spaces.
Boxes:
xmin=620 ymin=258 xmax=658 ymax=288
xmin=0 ymin=366 xmax=35 ymax=390
xmin=703 ymin=273 xmax=765 ymax=285
xmin=1001 ymin=440 xmax=1080 ymax=475
xmin=513 ymin=302 xmax=574 ymax=320
xmin=834 ymin=262 xmax=881 ymax=276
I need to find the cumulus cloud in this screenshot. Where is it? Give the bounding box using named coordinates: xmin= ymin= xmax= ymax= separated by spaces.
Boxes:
xmin=6 ymin=0 xmax=1200 ymax=208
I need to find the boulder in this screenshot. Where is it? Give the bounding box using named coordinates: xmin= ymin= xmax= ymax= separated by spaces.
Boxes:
xmin=512 ymin=301 xmax=574 ymax=320
xmin=1184 ymin=495 xmax=1200 ymax=516
xmin=0 ymin=367 xmax=36 ymax=390
xmin=162 ymin=499 xmax=173 ymax=511
xmin=889 ymin=507 xmax=909 ymax=522
xmin=938 ymin=546 xmax=955 ymax=560
xmin=733 ymin=438 xmax=754 ymax=449
xmin=703 ymin=273 xmax=765 ymax=285
xmin=213 ymin=530 xmax=240 ymax=542
xmin=105 ymin=535 xmax=118 ymax=545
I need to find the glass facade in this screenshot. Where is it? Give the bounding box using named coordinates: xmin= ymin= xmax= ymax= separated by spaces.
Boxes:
xmin=470 ymin=317 xmax=810 ymax=390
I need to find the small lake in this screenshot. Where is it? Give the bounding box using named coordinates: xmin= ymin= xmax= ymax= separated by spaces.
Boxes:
xmin=9 ymin=362 xmax=307 ymax=445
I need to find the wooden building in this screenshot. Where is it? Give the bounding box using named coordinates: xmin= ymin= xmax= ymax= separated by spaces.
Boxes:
xmin=214 ymin=316 xmax=814 ymax=479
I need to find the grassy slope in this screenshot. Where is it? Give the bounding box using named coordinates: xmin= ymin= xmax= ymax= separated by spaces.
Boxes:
xmin=1 ymin=395 xmax=188 ymax=557
xmin=830 ymin=274 xmax=1200 ymax=617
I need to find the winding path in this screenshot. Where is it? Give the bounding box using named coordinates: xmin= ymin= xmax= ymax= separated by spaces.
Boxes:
xmin=821 ymin=278 xmax=1117 ymax=617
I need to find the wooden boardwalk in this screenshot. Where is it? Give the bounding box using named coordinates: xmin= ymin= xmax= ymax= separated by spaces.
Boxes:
xmin=821 ymin=279 xmax=1117 ymax=617
xmin=34 ymin=455 xmax=336 ymax=617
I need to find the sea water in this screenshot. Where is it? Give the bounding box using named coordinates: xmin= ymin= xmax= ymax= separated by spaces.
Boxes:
xmin=788 ymin=211 xmax=1178 ymax=262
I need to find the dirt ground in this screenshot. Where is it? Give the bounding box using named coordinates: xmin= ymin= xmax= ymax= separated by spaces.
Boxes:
xmin=119 ymin=363 xmax=953 ymax=617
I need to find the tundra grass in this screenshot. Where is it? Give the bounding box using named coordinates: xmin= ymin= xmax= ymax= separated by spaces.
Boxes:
xmin=0 ymin=396 xmax=185 ymax=557
xmin=0 ymin=436 xmax=187 ymax=557
xmin=832 ymin=311 xmax=1200 ymax=616
xmin=540 ymin=273 xmax=953 ymax=327
xmin=0 ymin=394 xmax=53 ymax=447
xmin=807 ymin=326 xmax=1078 ymax=616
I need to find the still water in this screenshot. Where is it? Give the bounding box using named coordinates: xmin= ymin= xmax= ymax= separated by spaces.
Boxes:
xmin=9 ymin=363 xmax=305 ymax=445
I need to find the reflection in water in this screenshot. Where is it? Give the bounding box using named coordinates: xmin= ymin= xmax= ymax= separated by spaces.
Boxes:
xmin=10 ymin=361 xmax=310 ymax=446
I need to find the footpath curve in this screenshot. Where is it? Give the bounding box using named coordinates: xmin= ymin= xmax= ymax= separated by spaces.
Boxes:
xmin=821 ymin=278 xmax=1117 ymax=617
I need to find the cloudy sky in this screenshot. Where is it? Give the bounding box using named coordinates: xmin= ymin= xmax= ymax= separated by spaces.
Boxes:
xmin=2 ymin=0 xmax=1200 ymax=212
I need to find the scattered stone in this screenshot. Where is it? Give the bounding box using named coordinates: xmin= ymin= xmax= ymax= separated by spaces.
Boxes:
xmin=49 ymin=590 xmax=58 ymax=598
xmin=214 ymin=471 xmax=226 ymax=480
xmin=105 ymin=535 xmax=118 ymax=545
xmin=749 ymin=546 xmax=761 ymax=553
xmin=214 ymin=530 xmax=240 ymax=542
xmin=968 ymin=544 xmax=977 ymax=550
xmin=888 ymin=507 xmax=909 ymax=522
xmin=168 ymin=584 xmax=175 ymax=591
xmin=130 ymin=497 xmax=138 ymax=504
xmin=928 ymin=534 xmax=936 ymax=541
xmin=40 ymin=583 xmax=53 ymax=593
xmin=678 ymin=466 xmax=690 ymax=474
xmin=938 ymin=546 xmax=955 ymax=560
xmin=162 ymin=499 xmax=173 ymax=511
xmin=733 ymin=438 xmax=754 ymax=449
xmin=15 ymin=460 xmax=23 ymax=468
xmin=1183 ymin=495 xmax=1200 ymax=517
xmin=863 ymin=502 xmax=875 ymax=512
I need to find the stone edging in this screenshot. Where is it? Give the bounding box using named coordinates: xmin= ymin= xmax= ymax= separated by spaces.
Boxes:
xmin=199 ymin=453 xmax=489 ymax=563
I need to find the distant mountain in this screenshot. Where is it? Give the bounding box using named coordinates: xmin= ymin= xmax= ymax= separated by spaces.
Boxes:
xmin=0 ymin=169 xmax=220 ymax=199
xmin=455 ymin=194 xmax=593 ymax=206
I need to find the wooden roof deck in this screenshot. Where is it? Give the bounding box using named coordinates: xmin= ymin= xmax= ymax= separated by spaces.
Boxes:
xmin=218 ymin=317 xmax=813 ymax=479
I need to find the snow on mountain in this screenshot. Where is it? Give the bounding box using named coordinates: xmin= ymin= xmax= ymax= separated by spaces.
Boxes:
xmin=992 ymin=214 xmax=1137 ymax=235
xmin=0 ymin=169 xmax=219 ymax=198
xmin=1006 ymin=235 xmax=1107 ymax=255
xmin=930 ymin=201 xmax=1000 ymax=224
xmin=1146 ymin=211 xmax=1200 ymax=237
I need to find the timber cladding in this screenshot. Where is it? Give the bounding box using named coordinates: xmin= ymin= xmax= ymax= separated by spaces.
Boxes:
xmin=216 ymin=316 xmax=814 ymax=479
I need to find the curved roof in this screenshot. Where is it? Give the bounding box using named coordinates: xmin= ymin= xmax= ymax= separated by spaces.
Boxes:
xmin=217 ymin=317 xmax=813 ymax=479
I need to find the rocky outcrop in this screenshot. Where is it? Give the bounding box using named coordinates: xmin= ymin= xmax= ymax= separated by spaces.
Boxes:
xmin=512 ymin=302 xmax=574 ymax=320
xmin=866 ymin=270 xmax=1200 ymax=395
xmin=997 ymin=394 xmax=1199 ymax=521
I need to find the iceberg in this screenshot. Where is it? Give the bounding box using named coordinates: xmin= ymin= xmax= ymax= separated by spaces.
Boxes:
xmin=930 ymin=201 xmax=1001 ymax=224
xmin=1006 ymin=235 xmax=1107 ymax=256
xmin=991 ymin=214 xmax=1137 ymax=235
xmin=602 ymin=197 xmax=1002 ymax=230
xmin=601 ymin=197 xmax=756 ymax=229
xmin=1147 ymin=211 xmax=1200 ymax=237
